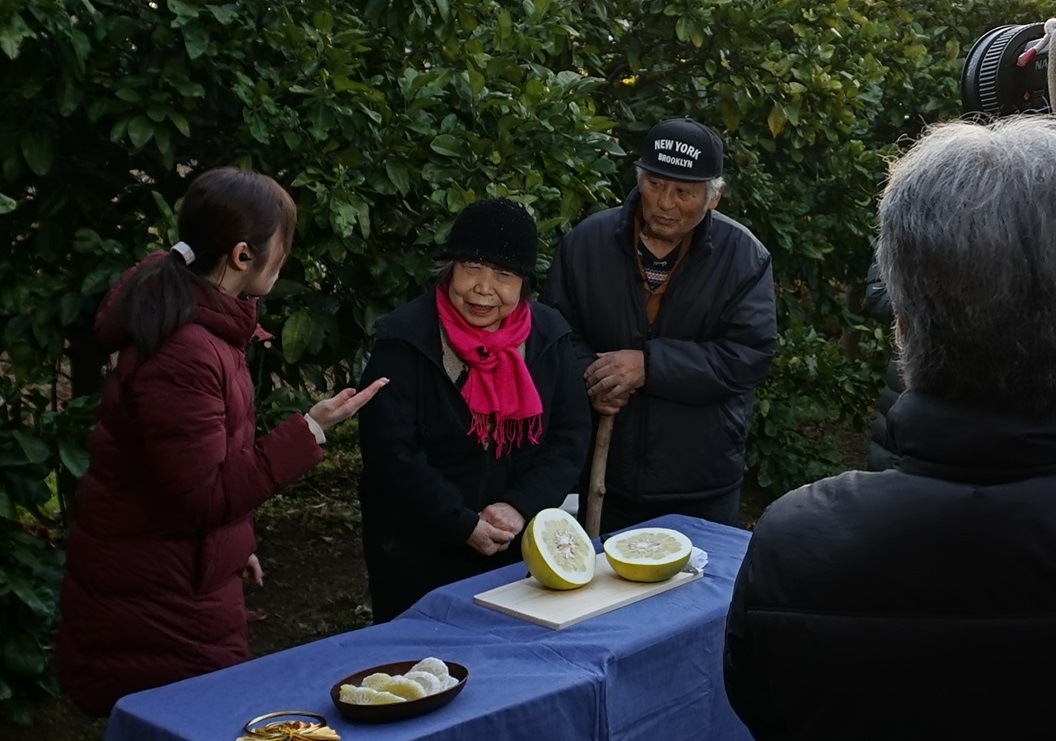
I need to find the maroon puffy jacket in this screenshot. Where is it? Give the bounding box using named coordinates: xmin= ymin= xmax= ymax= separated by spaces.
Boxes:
xmin=56 ymin=256 xmax=323 ymax=716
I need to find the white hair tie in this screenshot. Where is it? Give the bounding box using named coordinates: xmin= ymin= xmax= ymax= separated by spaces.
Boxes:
xmin=171 ymin=241 xmax=196 ymax=265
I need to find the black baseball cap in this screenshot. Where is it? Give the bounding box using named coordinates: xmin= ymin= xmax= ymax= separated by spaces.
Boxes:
xmin=634 ymin=117 xmax=724 ymax=181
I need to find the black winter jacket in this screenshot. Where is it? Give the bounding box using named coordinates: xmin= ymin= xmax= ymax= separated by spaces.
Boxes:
xmin=542 ymin=187 xmax=776 ymax=505
xmin=357 ymin=292 xmax=591 ymax=620
xmin=725 ymin=390 xmax=1056 ymax=741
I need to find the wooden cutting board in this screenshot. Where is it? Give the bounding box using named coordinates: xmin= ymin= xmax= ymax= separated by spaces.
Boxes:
xmin=473 ymin=555 xmax=703 ymax=629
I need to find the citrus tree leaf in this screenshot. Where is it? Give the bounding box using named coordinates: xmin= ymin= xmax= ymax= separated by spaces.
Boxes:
xmin=281 ymin=310 xmax=313 ymax=364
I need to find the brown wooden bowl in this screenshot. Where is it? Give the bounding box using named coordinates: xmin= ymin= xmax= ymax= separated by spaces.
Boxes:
xmin=329 ymin=660 xmax=469 ymax=724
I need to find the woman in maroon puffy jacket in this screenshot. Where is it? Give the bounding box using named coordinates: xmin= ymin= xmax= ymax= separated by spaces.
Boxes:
xmin=55 ymin=167 xmax=388 ymax=717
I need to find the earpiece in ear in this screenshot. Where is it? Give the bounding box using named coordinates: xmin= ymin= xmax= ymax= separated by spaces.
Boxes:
xmin=238 ymin=253 xmax=252 ymax=263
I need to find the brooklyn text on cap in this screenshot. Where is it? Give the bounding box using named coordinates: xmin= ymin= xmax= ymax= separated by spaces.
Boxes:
xmin=634 ymin=117 xmax=724 ymax=181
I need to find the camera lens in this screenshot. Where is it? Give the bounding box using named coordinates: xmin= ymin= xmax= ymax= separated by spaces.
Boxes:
xmin=962 ymin=23 xmax=1050 ymax=116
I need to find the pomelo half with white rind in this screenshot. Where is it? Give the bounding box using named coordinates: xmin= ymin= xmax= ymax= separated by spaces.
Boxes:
xmin=603 ymin=527 xmax=692 ymax=582
xmin=521 ymin=508 xmax=595 ymax=590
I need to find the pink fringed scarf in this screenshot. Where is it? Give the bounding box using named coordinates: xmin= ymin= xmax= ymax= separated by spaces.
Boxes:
xmin=435 ymin=286 xmax=543 ymax=457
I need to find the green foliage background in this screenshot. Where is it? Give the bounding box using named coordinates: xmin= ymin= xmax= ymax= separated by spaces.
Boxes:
xmin=0 ymin=0 xmax=1049 ymax=722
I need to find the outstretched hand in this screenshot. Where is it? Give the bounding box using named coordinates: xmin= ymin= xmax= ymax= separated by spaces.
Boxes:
xmin=308 ymin=378 xmax=389 ymax=431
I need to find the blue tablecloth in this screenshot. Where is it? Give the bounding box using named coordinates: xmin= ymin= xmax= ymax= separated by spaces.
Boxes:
xmin=105 ymin=515 xmax=752 ymax=741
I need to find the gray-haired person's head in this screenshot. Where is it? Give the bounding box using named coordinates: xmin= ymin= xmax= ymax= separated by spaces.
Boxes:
xmin=876 ymin=115 xmax=1056 ymax=415
xmin=635 ymin=166 xmax=725 ymax=204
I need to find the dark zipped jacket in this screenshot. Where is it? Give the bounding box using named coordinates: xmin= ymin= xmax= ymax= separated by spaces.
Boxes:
xmin=725 ymin=390 xmax=1056 ymax=741
xmin=542 ymin=187 xmax=776 ymax=505
xmin=357 ymin=292 xmax=591 ymax=618
xmin=56 ymin=253 xmax=323 ymax=716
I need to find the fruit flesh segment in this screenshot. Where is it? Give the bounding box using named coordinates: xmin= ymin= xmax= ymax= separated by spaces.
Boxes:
xmin=541 ymin=519 xmax=592 ymax=574
xmin=609 ymin=531 xmax=686 ymax=562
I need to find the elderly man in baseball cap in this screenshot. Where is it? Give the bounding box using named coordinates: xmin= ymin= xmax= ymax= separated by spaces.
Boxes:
xmin=542 ymin=117 xmax=777 ymax=531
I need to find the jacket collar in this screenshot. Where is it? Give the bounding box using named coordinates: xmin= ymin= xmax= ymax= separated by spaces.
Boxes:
xmin=194 ymin=288 xmax=260 ymax=348
xmin=890 ymin=390 xmax=1056 ymax=484
xmin=95 ymin=251 xmax=261 ymax=351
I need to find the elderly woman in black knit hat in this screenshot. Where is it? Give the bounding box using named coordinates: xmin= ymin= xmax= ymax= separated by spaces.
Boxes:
xmin=356 ymin=198 xmax=592 ymax=622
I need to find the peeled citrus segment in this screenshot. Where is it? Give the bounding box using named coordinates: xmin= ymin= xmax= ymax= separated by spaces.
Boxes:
xmin=338 ymin=684 xmax=361 ymax=703
xmin=369 ymin=691 xmax=407 ymax=705
xmin=360 ymin=672 xmax=393 ymax=690
xmin=340 ymin=685 xmax=380 ymax=704
xmin=521 ymin=507 xmax=595 ymax=590
xmin=409 ymin=657 xmax=450 ymax=682
xmin=404 ymin=670 xmax=444 ymax=695
xmin=378 ymin=675 xmax=427 ymax=700
xmin=340 ymin=658 xmax=460 ymax=707
xmin=603 ymin=527 xmax=692 ymax=582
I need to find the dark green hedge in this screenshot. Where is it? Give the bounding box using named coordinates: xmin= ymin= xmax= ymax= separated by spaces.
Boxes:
xmin=0 ymin=0 xmax=1047 ymax=722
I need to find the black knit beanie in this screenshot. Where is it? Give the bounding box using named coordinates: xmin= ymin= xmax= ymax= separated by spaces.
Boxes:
xmin=439 ymin=198 xmax=538 ymax=279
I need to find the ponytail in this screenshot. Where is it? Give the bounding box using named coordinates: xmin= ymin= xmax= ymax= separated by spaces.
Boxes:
xmin=117 ymin=251 xmax=201 ymax=359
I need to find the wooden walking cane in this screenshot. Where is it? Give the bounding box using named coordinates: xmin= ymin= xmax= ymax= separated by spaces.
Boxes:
xmin=585 ymin=415 xmax=615 ymax=538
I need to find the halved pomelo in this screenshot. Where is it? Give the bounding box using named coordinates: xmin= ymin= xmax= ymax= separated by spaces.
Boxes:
xmin=521 ymin=508 xmax=595 ymax=590
xmin=603 ymin=527 xmax=692 ymax=582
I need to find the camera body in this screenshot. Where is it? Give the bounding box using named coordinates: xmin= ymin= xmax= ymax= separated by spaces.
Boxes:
xmin=962 ymin=23 xmax=1051 ymax=116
